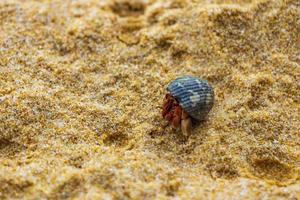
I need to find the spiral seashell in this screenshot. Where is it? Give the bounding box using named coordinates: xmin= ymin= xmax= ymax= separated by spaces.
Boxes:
xmin=167 ymin=75 xmax=214 ymax=121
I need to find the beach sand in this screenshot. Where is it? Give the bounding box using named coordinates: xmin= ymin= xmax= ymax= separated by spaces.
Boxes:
xmin=0 ymin=0 xmax=300 ymax=199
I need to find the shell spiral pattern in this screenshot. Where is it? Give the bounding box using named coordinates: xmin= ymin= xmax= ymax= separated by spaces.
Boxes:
xmin=167 ymin=75 xmax=214 ymax=121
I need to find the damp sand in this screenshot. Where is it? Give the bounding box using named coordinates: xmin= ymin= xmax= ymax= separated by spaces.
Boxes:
xmin=0 ymin=0 xmax=300 ymax=199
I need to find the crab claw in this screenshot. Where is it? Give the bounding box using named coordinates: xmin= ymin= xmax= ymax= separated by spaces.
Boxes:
xmin=181 ymin=110 xmax=192 ymax=136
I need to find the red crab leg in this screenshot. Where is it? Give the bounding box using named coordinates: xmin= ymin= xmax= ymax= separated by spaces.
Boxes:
xmin=172 ymin=106 xmax=182 ymax=128
xmin=162 ymin=94 xmax=174 ymax=117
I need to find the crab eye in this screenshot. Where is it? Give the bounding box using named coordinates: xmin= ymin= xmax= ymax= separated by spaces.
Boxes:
xmin=165 ymin=93 xmax=173 ymax=100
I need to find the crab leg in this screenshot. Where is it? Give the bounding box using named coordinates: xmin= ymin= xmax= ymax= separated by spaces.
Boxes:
xmin=181 ymin=110 xmax=192 ymax=136
xmin=172 ymin=106 xmax=182 ymax=128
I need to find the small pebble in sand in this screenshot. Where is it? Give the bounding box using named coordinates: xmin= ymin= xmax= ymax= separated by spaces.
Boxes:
xmin=162 ymin=75 xmax=214 ymax=136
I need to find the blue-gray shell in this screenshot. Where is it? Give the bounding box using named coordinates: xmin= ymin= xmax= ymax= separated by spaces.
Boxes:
xmin=167 ymin=75 xmax=214 ymax=120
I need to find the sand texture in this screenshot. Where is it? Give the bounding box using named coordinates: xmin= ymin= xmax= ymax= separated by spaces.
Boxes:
xmin=0 ymin=0 xmax=300 ymax=199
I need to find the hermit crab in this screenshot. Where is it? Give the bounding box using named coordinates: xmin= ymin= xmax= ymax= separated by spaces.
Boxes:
xmin=162 ymin=75 xmax=214 ymax=136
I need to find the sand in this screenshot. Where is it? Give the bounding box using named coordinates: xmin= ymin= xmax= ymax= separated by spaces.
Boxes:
xmin=0 ymin=0 xmax=300 ymax=199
